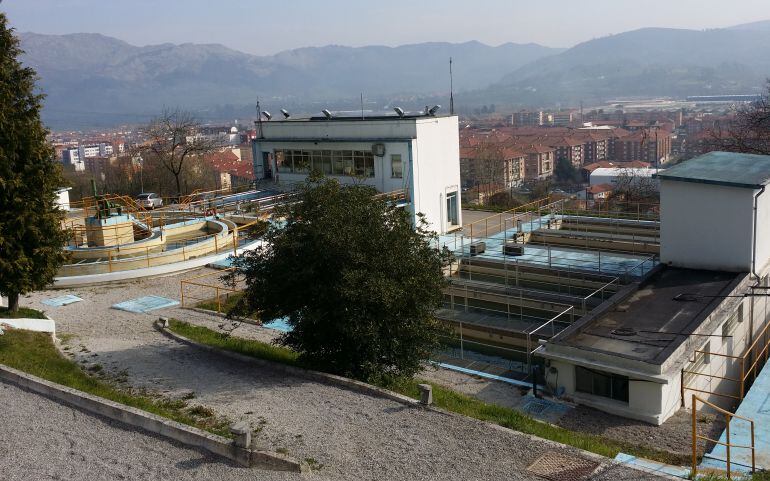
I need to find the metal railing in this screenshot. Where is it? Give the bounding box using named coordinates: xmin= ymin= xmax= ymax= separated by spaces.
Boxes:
xmin=682 ymin=319 xmax=770 ymax=403
xmin=691 ymin=394 xmax=755 ymax=480
xmin=180 ymin=267 xmax=241 ymax=313
xmin=464 ymin=197 xmax=560 ymax=239
xmin=59 ymin=219 xmax=264 ymax=276
xmin=441 ymin=306 xmax=575 ymax=375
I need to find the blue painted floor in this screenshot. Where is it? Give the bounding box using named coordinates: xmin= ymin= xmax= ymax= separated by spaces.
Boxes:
xmin=41 ymin=294 xmax=83 ymax=307
xmin=614 ymin=453 xmax=690 ymax=479
xmin=112 ymin=295 xmax=180 ymax=314
xmin=701 ymin=359 xmax=770 ymax=473
xmin=440 ymin=215 xmax=656 ymax=278
xmin=262 ymin=317 xmax=292 ymax=333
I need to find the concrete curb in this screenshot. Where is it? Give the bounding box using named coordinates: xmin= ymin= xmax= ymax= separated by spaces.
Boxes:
xmin=156 ymin=320 xmax=420 ymax=407
xmin=0 ymin=364 xmax=307 ymax=473
xmin=185 ymin=307 xmax=262 ymax=327
xmin=159 ymin=320 xmax=684 ymax=480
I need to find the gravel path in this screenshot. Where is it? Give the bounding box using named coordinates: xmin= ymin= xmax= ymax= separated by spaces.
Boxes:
xmin=18 ymin=271 xmax=673 ymax=481
xmin=0 ymin=381 xmax=296 ymax=481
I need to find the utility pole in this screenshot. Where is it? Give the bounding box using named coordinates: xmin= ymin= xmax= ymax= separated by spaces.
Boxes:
xmin=449 ymin=57 xmax=455 ymax=116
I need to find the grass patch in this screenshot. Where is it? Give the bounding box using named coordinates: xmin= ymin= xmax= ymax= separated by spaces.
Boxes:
xmin=0 ymin=329 xmax=231 ymax=437
xmin=168 ymin=319 xmax=299 ymax=367
xmin=0 ymin=307 xmax=47 ymax=319
xmin=165 ymin=320 xmax=685 ymax=465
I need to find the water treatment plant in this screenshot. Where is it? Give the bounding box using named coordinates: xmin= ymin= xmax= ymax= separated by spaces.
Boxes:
xmin=28 ymin=114 xmax=770 ymax=477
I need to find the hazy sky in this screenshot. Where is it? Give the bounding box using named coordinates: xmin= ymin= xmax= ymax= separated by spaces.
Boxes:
xmin=4 ymin=0 xmax=769 ymax=54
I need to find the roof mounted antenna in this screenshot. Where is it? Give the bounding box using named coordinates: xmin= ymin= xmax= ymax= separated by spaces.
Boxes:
xmin=449 ymin=57 xmax=455 ymax=116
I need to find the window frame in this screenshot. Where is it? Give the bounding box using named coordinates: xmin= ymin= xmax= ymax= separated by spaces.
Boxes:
xmin=575 ymin=366 xmax=629 ymax=403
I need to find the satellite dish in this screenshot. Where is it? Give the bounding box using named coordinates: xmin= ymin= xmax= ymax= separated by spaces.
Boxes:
xmin=428 ymin=105 xmax=441 ymax=116
xmin=262 ymin=111 xmax=272 ymax=121
xmin=281 ymin=109 xmax=290 ymax=119
xmin=322 ymin=109 xmax=333 ymax=119
xmin=394 ymin=107 xmax=405 ymax=118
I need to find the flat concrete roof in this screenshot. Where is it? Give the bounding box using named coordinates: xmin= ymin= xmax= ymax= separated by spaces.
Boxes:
xmin=547 ymin=266 xmax=744 ymax=365
xmin=656 ymin=151 xmax=770 ymax=188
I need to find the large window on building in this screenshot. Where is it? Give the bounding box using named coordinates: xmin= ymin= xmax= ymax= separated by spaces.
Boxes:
xmin=391 ymin=154 xmax=403 ymax=178
xmin=446 ymin=191 xmax=459 ymax=226
xmin=575 ymin=366 xmax=629 ymax=403
xmin=274 ymin=149 xmax=374 ymax=177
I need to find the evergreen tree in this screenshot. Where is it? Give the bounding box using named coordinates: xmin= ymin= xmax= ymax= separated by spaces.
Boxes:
xmin=231 ymin=179 xmax=451 ymax=383
xmin=0 ymin=13 xmax=68 ymax=312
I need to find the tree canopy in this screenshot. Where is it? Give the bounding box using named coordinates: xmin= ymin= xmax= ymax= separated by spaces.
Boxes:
xmin=231 ymin=179 xmax=451 ymax=383
xmin=0 ymin=13 xmax=68 ymax=311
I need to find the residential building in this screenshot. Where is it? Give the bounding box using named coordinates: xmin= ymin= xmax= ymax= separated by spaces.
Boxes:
xmin=523 ymin=145 xmax=555 ymax=180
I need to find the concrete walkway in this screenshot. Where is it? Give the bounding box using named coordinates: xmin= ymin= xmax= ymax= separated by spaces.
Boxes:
xmin=21 ymin=271 xmax=673 ymax=481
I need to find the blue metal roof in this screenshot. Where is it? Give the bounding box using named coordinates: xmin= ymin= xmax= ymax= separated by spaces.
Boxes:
xmin=656 ymin=151 xmax=770 ymax=188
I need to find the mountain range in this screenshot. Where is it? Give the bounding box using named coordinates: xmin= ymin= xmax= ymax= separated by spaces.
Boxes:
xmin=18 ymin=20 xmax=770 ymax=129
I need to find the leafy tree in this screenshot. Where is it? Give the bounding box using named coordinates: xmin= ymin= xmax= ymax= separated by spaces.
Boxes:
xmin=231 ymin=179 xmax=451 ymax=383
xmin=0 ymin=13 xmax=69 ymax=312
xmin=553 ymin=156 xmax=582 ymax=184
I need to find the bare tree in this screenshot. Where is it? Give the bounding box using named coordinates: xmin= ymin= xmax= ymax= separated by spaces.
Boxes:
xmin=608 ymin=168 xmax=659 ymax=211
xmin=710 ymin=80 xmax=770 ymax=156
xmin=473 ymin=139 xmax=509 ymax=202
xmin=139 ymin=108 xmax=219 ymax=198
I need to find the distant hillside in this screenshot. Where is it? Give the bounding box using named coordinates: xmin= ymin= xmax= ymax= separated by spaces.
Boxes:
xmin=466 ymin=26 xmax=770 ymax=107
xmin=727 ymin=19 xmax=770 ymax=31
xmin=18 ymin=33 xmax=560 ymax=128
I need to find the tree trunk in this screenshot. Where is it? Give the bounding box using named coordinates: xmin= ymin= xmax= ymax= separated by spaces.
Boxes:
xmin=174 ymin=173 xmax=182 ymax=202
xmin=7 ymin=292 xmax=19 ymax=313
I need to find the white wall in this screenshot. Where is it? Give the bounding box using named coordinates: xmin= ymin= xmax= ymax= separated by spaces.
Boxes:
xmin=413 ymin=116 xmax=462 ymax=234
xmin=55 ymin=189 xmax=71 ymax=211
xmin=660 ymin=180 xmax=756 ymax=271
xmin=261 ymin=118 xmax=418 ymax=140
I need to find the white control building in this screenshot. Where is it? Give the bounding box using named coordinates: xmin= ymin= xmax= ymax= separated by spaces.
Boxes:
xmin=252 ymin=112 xmax=462 ymax=235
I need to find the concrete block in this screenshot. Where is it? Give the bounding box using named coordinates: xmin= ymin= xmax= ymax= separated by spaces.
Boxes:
xmin=418 ymin=383 xmax=433 ymax=405
xmin=469 ymin=242 xmax=486 ymax=255
xmin=230 ymin=422 xmax=251 ymax=449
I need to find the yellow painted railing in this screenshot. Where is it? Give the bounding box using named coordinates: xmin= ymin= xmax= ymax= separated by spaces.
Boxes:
xmin=691 ymin=394 xmax=755 ymax=480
